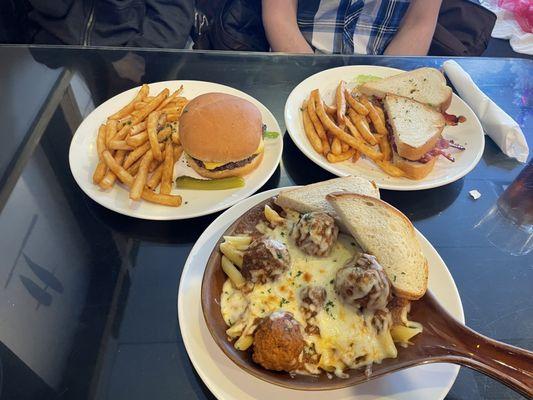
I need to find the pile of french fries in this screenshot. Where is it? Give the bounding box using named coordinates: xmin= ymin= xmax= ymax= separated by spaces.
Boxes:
xmin=301 ymin=81 xmax=405 ymax=177
xmin=92 ymin=84 xmax=189 ymax=206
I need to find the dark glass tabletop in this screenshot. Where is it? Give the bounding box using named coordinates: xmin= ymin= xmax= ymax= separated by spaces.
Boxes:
xmin=0 ymin=45 xmax=531 ymax=400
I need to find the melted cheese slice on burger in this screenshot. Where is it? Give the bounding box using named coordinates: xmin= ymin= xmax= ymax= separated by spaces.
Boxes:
xmin=202 ymin=138 xmax=264 ymax=170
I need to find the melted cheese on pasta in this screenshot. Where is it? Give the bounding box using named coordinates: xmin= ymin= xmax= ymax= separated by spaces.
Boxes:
xmin=220 ymin=219 xmax=398 ymax=377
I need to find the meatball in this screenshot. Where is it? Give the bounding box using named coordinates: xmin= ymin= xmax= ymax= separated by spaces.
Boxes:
xmin=300 ymin=285 xmax=327 ymax=312
xmin=252 ymin=311 xmax=304 ymax=372
xmin=291 ymin=212 xmax=339 ymax=257
xmin=241 ymin=237 xmax=290 ymax=284
xmin=371 ymin=309 xmax=392 ymax=334
xmin=300 ymin=285 xmax=327 ymax=335
xmin=334 ymin=254 xmax=391 ymax=311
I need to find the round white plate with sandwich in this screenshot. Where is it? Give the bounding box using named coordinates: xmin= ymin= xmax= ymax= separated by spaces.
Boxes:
xmin=285 ymin=66 xmax=484 ymax=191
xmin=69 ymin=80 xmax=282 ymax=220
xmin=178 ymin=179 xmax=465 ymax=400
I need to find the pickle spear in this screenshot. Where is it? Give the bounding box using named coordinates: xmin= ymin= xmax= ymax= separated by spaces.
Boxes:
xmin=175 ymin=176 xmax=245 ymax=190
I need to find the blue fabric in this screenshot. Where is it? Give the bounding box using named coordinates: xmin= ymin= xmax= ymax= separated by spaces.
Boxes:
xmin=297 ymin=0 xmax=411 ymax=55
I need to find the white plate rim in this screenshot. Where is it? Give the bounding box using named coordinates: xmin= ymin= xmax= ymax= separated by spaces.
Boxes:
xmin=284 ymin=65 xmax=485 ymax=191
xmin=177 ymin=187 xmax=465 ymax=400
xmin=68 ymin=80 xmax=283 ymax=220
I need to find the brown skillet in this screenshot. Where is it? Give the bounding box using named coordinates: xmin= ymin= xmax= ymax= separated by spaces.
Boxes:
xmin=201 ymin=197 xmax=533 ymax=396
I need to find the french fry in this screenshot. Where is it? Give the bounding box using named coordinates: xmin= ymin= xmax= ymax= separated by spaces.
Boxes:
xmin=124 ymin=141 xmax=150 ymax=169
xmin=345 ymin=117 xmax=364 ymax=141
xmin=108 ymin=83 xmax=149 ymax=120
xmin=132 ymin=89 xmax=169 ymax=124
xmin=130 ymin=150 xmax=153 ymax=200
xmin=336 ymin=81 xmax=347 ymax=127
xmin=264 ymin=204 xmax=285 ymax=225
xmin=156 ymin=86 xmax=183 ymax=111
xmin=171 ymin=127 xmax=180 ymax=145
xmin=112 ymin=124 xmax=131 ymax=142
xmin=348 ymin=109 xmax=377 ymax=145
xmin=352 ymin=151 xmax=360 ymax=162
xmin=140 ymin=189 xmax=182 ymax=206
xmin=360 ymin=97 xmax=388 ymax=135
xmin=149 ymin=158 xmax=161 ymax=173
xmin=99 ymin=150 xmax=126 ymax=189
xmin=102 ymin=149 xmax=182 ymax=206
xmin=117 ymin=115 xmax=132 ymax=127
xmin=147 ymin=111 xmax=163 ymax=161
xmin=323 ymin=102 xmax=337 ymax=117
xmin=146 ymin=164 xmax=163 ymax=189
xmin=302 ymin=106 xmax=323 ymax=154
xmin=93 ymin=161 xmax=107 ymax=184
xmin=126 ymin=131 xmax=148 ymax=147
xmin=108 ymin=140 xmax=134 ymax=151
xmin=96 ymin=124 xmax=107 ymax=157
xmin=173 ymin=144 xmax=183 ymax=162
xmin=223 ymin=235 xmax=252 ymax=248
xmin=314 ymin=90 xmax=383 ymax=161
xmin=345 ymin=90 xmax=369 ymax=116
xmin=375 ymin=160 xmax=405 ymax=177
xmin=130 ymin=121 xmax=147 ymax=135
xmin=166 ymin=112 xmax=180 ymax=122
xmin=379 ymin=135 xmax=392 ymax=162
xmin=157 ymin=126 xmax=172 ymax=142
xmin=160 ymin=141 xmax=174 ymax=195
xmin=331 ymin=137 xmax=342 ymax=155
xmin=307 ymin=93 xmax=330 ymax=155
xmin=341 ymin=141 xmax=349 ymax=152
xmin=144 ymin=95 xmax=155 ymax=102
xmin=375 ymin=104 xmax=386 ymax=124
xmin=327 ymin=148 xmax=355 ymax=163
xmin=134 ymin=102 xmax=147 ymax=110
xmin=105 ymin=120 xmax=117 ymax=146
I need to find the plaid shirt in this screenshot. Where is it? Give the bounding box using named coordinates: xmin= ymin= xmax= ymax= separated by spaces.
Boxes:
xmin=297 ymin=0 xmax=411 ymax=55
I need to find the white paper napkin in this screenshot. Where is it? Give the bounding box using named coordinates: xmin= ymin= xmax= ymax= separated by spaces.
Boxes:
xmin=443 ymin=60 xmax=529 ymax=163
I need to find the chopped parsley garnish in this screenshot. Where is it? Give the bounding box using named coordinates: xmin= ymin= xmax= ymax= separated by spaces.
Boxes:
xmin=267 ymin=288 xmax=272 ymax=293
xmin=329 ymin=279 xmax=334 ymax=284
xmin=295 ymin=270 xmax=303 ymax=278
xmin=279 ymin=297 xmax=290 ymax=307
xmin=325 ymin=300 xmax=336 ymax=319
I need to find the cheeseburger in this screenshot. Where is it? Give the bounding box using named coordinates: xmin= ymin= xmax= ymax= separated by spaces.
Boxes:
xmin=179 ymin=93 xmax=264 ymax=179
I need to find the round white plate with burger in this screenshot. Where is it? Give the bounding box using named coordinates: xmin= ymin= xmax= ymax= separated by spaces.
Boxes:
xmin=284 ymin=66 xmax=484 ymax=191
xmin=69 ymin=80 xmax=283 ymax=220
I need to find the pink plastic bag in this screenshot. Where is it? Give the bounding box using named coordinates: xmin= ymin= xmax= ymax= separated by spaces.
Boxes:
xmin=498 ymin=0 xmax=533 ymax=33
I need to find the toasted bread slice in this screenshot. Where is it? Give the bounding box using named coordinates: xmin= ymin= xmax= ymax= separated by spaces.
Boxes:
xmin=360 ymin=68 xmax=452 ymax=112
xmin=275 ymin=176 xmax=379 ymax=217
xmin=326 ymin=192 xmax=428 ymax=300
xmin=384 ymin=94 xmax=445 ymax=161
xmin=391 ymin=150 xmax=437 ymax=180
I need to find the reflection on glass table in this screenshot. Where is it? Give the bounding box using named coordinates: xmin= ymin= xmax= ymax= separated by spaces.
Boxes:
xmin=475 ymin=158 xmax=533 ymax=256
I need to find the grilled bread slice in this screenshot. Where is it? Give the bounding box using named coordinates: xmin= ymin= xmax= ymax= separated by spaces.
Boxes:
xmin=360 ymin=67 xmax=452 ymax=112
xmin=384 ymin=94 xmax=446 ymax=161
xmin=326 ymin=192 xmax=428 ymax=300
xmin=275 ymin=176 xmax=379 ymax=217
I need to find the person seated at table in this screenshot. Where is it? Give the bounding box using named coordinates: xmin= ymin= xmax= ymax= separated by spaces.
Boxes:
xmin=262 ymin=0 xmax=442 ymax=55
xmin=26 ymin=0 xmax=194 ymax=48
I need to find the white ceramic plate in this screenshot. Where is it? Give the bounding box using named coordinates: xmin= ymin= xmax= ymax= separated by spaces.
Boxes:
xmin=284 ymin=66 xmax=484 ymax=191
xmin=69 ymin=81 xmax=282 ymax=220
xmin=177 ymin=187 xmax=465 ymax=400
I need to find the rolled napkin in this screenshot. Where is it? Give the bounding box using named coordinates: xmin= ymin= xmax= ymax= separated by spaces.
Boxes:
xmin=443 ymin=60 xmax=529 ymax=163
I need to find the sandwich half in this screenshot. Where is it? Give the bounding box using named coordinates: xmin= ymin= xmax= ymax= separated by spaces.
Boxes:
xmin=326 ymin=192 xmax=428 ymax=300
xmin=359 ymin=67 xmax=452 ymax=112
xmin=383 ymin=94 xmax=446 ymax=180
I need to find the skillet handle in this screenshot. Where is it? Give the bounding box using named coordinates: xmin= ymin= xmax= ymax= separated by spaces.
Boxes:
xmin=437 ymin=320 xmax=533 ymax=398
xmin=419 ymin=292 xmax=533 ymax=398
